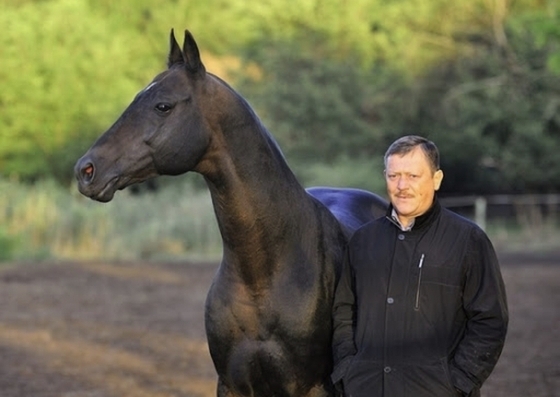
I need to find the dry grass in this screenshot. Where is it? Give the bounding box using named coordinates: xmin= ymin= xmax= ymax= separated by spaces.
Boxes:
xmin=1 ymin=177 xmax=558 ymax=263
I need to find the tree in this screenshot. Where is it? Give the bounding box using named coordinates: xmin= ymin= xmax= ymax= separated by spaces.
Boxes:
xmin=0 ymin=0 xmax=163 ymax=182
xmin=238 ymin=37 xmax=384 ymax=162
xmin=371 ymin=3 xmax=560 ymax=194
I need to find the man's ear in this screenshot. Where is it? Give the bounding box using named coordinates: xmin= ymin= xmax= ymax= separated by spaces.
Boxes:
xmin=433 ymin=169 xmax=444 ymax=191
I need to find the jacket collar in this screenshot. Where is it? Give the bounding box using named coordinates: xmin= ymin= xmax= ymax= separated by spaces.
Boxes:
xmin=385 ymin=196 xmax=441 ymax=232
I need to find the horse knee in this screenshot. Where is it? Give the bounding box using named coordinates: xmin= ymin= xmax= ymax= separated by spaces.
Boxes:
xmin=217 ymin=377 xmax=239 ymax=397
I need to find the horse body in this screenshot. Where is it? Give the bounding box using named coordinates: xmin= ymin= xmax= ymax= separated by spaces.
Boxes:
xmin=200 ymin=83 xmax=348 ymax=395
xmin=75 ymin=30 xmax=387 ymax=396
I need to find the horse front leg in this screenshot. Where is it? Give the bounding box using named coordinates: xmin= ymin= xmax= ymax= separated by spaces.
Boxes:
xmin=303 ymin=383 xmax=334 ymax=397
xmin=216 ymin=377 xmax=238 ymax=397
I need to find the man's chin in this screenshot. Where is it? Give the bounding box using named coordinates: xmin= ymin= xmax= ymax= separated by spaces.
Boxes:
xmin=391 ymin=203 xmax=419 ymax=219
xmin=392 ymin=201 xmax=414 ymax=213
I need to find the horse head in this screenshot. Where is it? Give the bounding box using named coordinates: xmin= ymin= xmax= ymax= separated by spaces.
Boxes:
xmin=75 ymin=30 xmax=210 ymax=202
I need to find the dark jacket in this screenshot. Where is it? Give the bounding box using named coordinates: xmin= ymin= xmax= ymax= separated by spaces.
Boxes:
xmin=331 ymin=199 xmax=508 ymax=397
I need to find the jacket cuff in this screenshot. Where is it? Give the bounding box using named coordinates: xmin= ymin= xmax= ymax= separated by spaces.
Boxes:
xmin=450 ymin=365 xmax=476 ymax=395
xmin=331 ymin=355 xmax=354 ymax=383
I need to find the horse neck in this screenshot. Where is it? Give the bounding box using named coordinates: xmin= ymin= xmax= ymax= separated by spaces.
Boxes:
xmin=204 ymin=122 xmax=314 ymax=250
xmin=197 ymin=85 xmax=317 ymax=284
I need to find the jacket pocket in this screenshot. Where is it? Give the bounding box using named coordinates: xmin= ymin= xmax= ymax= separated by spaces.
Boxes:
xmin=401 ymin=360 xmax=458 ymax=396
xmin=331 ymin=355 xmax=355 ymax=384
xmin=421 ymin=262 xmax=462 ymax=288
xmin=440 ymin=357 xmax=457 ymax=393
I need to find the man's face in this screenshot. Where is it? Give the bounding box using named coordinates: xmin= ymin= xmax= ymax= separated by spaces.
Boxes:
xmin=385 ymin=146 xmax=443 ymax=227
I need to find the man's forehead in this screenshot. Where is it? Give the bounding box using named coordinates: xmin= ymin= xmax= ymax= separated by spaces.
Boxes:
xmin=388 ymin=148 xmax=428 ymax=162
xmin=386 ymin=149 xmax=431 ymax=171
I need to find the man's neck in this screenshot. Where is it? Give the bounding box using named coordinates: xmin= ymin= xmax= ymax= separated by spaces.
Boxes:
xmin=390 ymin=209 xmax=415 ymax=231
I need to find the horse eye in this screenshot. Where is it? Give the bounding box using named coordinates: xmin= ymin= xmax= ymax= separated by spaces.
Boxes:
xmin=155 ymin=103 xmax=173 ymax=113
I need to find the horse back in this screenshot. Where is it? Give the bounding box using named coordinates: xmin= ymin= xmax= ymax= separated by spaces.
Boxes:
xmin=307 ymin=187 xmax=388 ymax=237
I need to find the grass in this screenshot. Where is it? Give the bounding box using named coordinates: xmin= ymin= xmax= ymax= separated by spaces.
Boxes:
xmin=1 ymin=177 xmax=558 ymax=264
xmin=0 ymin=176 xmax=222 ymax=263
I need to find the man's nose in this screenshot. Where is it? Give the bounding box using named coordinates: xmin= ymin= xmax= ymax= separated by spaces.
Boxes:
xmin=397 ymin=176 xmax=408 ymax=189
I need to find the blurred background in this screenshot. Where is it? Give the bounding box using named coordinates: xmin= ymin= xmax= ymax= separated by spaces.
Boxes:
xmin=1 ymin=0 xmax=559 ymax=262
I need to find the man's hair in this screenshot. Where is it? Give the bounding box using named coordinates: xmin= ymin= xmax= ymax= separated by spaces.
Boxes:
xmin=384 ymin=135 xmax=440 ymax=172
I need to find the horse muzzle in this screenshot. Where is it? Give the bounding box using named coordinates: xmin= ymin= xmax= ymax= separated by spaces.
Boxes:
xmin=74 ymin=156 xmax=119 ymax=202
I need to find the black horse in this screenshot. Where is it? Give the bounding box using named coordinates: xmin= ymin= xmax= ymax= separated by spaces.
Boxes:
xmin=75 ymin=30 xmax=387 ymax=397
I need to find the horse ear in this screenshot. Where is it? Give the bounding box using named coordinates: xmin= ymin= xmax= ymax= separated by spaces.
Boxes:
xmin=182 ymin=30 xmax=206 ymax=76
xmin=168 ymin=29 xmax=184 ymax=68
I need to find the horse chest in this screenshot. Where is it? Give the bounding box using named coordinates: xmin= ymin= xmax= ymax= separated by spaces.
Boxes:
xmin=206 ymin=280 xmax=315 ymax=340
xmin=205 ymin=277 xmax=331 ymax=394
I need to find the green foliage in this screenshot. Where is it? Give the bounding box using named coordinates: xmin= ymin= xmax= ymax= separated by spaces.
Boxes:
xmin=0 ymin=0 xmax=161 ymax=182
xmin=509 ymin=1 xmax=560 ymax=74
xmin=296 ymin=156 xmax=387 ymax=194
xmin=234 ymin=0 xmax=560 ymax=194
xmin=301 ymin=1 xmax=560 ymax=195
xmin=2 ymin=0 xmax=559 ymax=264
xmin=0 ymin=0 xmax=558 ymax=195
xmin=446 ymin=10 xmax=560 ymax=193
xmin=237 ymin=40 xmax=384 ymax=166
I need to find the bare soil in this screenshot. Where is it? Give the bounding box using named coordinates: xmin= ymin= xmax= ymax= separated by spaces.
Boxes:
xmin=0 ymin=253 xmax=558 ymax=397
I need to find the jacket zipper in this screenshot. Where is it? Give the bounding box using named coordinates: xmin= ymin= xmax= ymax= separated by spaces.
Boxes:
xmin=414 ymin=254 xmax=425 ymax=311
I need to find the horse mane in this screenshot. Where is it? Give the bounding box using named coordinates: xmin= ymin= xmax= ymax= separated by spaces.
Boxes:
xmin=208 ymin=72 xmax=291 ymax=165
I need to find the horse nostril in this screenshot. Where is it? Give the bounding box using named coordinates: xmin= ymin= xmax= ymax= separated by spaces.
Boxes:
xmin=81 ymin=162 xmax=95 ymax=183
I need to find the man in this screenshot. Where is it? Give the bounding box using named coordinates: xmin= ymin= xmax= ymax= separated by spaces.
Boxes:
xmin=331 ymin=135 xmax=508 ymax=397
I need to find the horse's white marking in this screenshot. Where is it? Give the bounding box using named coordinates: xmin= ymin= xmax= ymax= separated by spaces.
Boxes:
xmin=141 ymin=82 xmax=158 ymax=94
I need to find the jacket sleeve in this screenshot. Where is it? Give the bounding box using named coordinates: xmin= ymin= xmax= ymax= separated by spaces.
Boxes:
xmin=331 ymin=247 xmax=357 ymax=384
xmin=451 ymin=227 xmax=509 ymax=395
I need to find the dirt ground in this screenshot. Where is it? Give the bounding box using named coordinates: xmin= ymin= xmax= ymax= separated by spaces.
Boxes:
xmin=0 ymin=253 xmax=558 ymax=397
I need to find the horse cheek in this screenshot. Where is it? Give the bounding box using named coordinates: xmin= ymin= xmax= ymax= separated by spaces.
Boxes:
xmin=154 ymin=127 xmax=207 ymax=176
